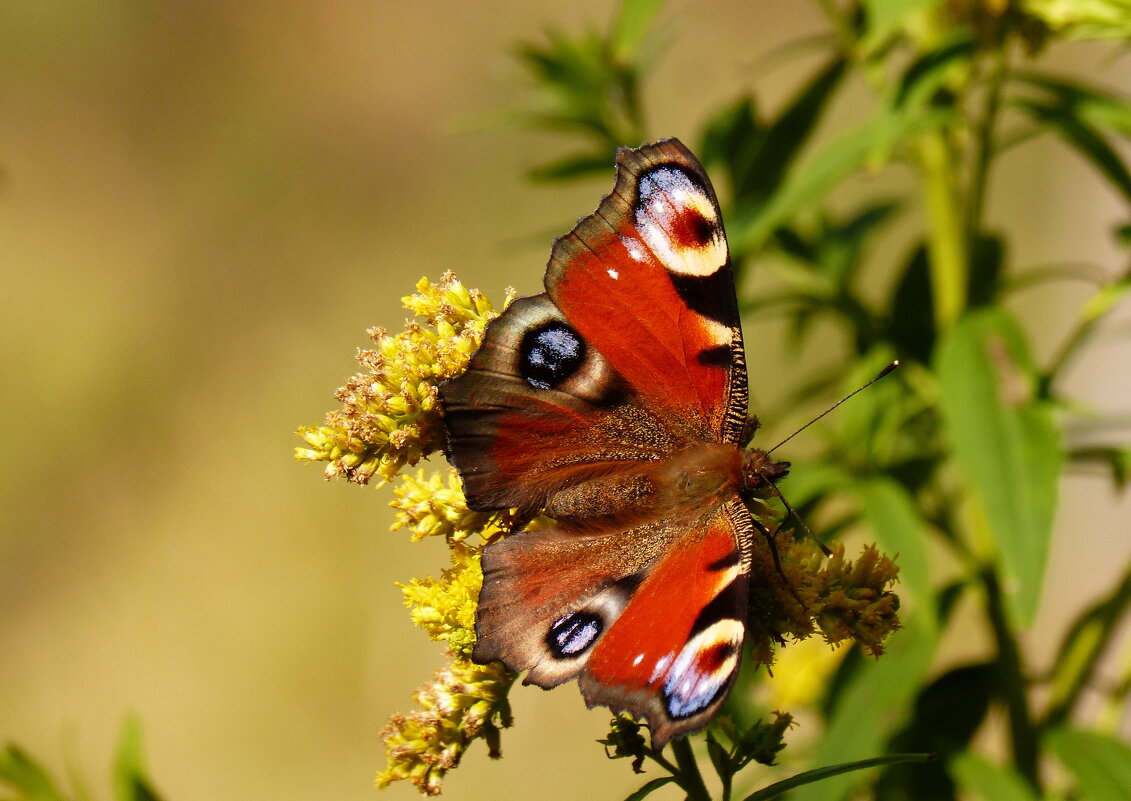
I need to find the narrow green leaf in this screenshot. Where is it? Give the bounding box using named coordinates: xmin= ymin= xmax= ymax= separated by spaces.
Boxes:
xmin=1015 ymin=72 xmax=1131 ymax=139
xmin=730 ymin=107 xmax=950 ymax=253
xmin=611 ymin=0 xmax=666 ymax=58
xmin=1069 ymin=445 xmax=1131 ymax=489
xmin=741 ymin=753 xmax=934 ymax=801
xmin=528 ymin=151 xmax=616 ymax=182
xmin=788 ymin=614 xmax=938 ymax=801
xmin=0 ymin=746 xmax=67 ymax=801
xmin=935 ymin=309 xmax=1062 ymax=625
xmin=1013 ymin=99 xmax=1131 ymax=203
xmin=113 ymin=719 xmax=165 ymax=801
xmin=854 ymin=477 xmax=934 ymax=612
xmin=894 ymin=35 xmax=978 ymax=108
xmin=860 ymin=0 xmax=939 ymax=53
xmin=706 ymin=734 xmax=731 ymax=781
xmin=950 ymin=752 xmax=1039 ymax=801
xmin=1046 ymin=728 xmax=1131 ymax=801
xmin=623 ymin=776 xmax=676 ymax=801
xmin=738 ymin=57 xmax=848 ymax=209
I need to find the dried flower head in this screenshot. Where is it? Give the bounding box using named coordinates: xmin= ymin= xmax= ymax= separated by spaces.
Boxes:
xmin=296 ymin=273 xmax=513 ymax=485
xmin=376 ymin=659 xmax=515 ymax=796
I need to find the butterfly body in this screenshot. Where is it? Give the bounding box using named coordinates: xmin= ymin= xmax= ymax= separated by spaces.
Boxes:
xmin=439 ymin=139 xmax=788 ymax=746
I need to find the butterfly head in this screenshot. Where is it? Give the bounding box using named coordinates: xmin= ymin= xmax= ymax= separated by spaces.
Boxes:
xmin=740 ymin=448 xmax=790 ymax=492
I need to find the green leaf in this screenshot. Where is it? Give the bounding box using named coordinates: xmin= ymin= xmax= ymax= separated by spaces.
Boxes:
xmin=0 ymin=746 xmax=67 ymax=801
xmin=623 ymin=776 xmax=676 ymax=801
xmin=935 ymin=309 xmax=1063 ymax=625
xmin=611 ymin=0 xmax=666 ymax=59
xmin=854 ymin=477 xmax=933 ymax=611
xmin=1069 ymin=445 xmax=1131 ymax=489
xmin=113 ymin=719 xmax=164 ymax=801
xmin=1046 ymin=728 xmax=1131 ymax=801
xmin=889 ymin=234 xmax=1004 ymax=365
xmin=877 ymin=664 xmax=995 ymax=800
xmin=1013 ymin=98 xmax=1131 ymax=203
xmin=893 ymin=35 xmax=978 ymax=108
xmin=950 ymin=752 xmax=1040 ymax=801
xmin=738 ymin=57 xmax=848 ymax=210
xmin=528 ymin=150 xmax=616 ymax=182
xmin=730 ymin=105 xmax=950 ymax=253
xmin=789 ymin=614 xmax=938 ymax=801
xmin=1015 ymin=72 xmax=1131 ymax=140
xmin=860 ymin=0 xmax=939 ymax=54
xmin=741 ymin=753 xmax=934 ymax=801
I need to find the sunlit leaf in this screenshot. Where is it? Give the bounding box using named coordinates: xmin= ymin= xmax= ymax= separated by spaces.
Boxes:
xmin=1013 ymin=98 xmax=1131 ymax=202
xmin=1046 ymin=728 xmax=1131 ymax=801
xmin=877 ymin=664 xmax=995 ymax=800
xmin=855 ymin=477 xmax=933 ymax=610
xmin=730 ymin=106 xmax=950 ymax=253
xmin=748 ymin=752 xmax=934 ymax=801
xmin=893 ymin=35 xmax=978 ymax=108
xmin=611 ymin=0 xmax=666 ymax=58
xmin=1016 ymin=74 xmax=1131 ymax=140
xmin=623 ymin=776 xmax=676 ymax=801
xmin=113 ymin=718 xmax=165 ymax=801
xmin=528 ymin=150 xmax=616 ymax=182
xmin=950 ymin=752 xmax=1039 ymax=801
xmin=936 ymin=309 xmax=1062 ymax=625
xmin=0 ymin=746 xmax=67 ymax=801
xmin=789 ymin=615 xmax=938 ymax=801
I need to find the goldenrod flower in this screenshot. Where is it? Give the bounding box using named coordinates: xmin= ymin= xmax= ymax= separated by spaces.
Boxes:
xmin=398 ymin=543 xmax=483 ymax=661
xmin=376 ymin=659 xmax=514 ymax=796
xmin=390 ymin=468 xmax=514 ymax=544
xmin=295 ymin=274 xmax=513 ymax=485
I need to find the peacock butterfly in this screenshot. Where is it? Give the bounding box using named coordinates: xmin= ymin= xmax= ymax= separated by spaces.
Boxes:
xmin=438 ymin=138 xmax=789 ymax=747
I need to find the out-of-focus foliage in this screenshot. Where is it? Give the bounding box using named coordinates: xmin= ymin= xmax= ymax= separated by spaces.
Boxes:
xmin=505 ymin=1 xmax=1131 ymax=799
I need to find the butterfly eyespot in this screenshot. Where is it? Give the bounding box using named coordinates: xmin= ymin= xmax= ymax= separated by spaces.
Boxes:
xmin=661 ymin=621 xmax=743 ymax=719
xmin=520 ymin=322 xmax=586 ymax=390
xmin=546 ymin=611 xmax=603 ymax=658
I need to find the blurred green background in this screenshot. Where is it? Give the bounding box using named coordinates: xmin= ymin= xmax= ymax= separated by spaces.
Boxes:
xmin=1 ymin=2 xmax=1128 ymax=800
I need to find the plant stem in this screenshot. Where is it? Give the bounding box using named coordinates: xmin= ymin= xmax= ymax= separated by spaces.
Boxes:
xmin=917 ymin=128 xmax=968 ymax=329
xmin=981 ymin=564 xmax=1041 ymax=792
xmin=966 ymin=42 xmax=1009 ymax=235
xmin=1042 ymin=560 xmax=1131 ymax=729
xmin=671 ymin=737 xmax=713 ymax=801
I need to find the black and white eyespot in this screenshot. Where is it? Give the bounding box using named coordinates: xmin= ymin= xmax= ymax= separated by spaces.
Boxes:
xmin=520 ymin=321 xmax=586 ymax=390
xmin=661 ymin=619 xmax=744 ymax=720
xmin=546 ymin=611 xmax=603 ymax=658
xmin=634 ymin=166 xmax=727 ymax=278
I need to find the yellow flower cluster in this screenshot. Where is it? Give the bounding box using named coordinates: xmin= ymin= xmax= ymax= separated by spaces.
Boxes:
xmin=376 ymin=660 xmax=515 ymax=796
xmin=295 ymin=274 xmax=512 ymax=485
xmin=398 ymin=543 xmax=483 ymax=661
xmin=390 ymin=468 xmax=514 ymax=543
xmin=743 ymin=524 xmax=901 ymax=669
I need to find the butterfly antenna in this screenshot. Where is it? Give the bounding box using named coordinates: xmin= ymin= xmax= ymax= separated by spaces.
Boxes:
xmin=768 ymin=478 xmax=832 ymax=556
xmin=768 ymin=361 xmax=900 ymax=455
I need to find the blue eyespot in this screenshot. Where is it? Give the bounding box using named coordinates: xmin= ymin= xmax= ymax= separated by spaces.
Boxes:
xmin=546 ymin=611 xmax=602 ymax=658
xmin=520 ymin=322 xmax=584 ymax=390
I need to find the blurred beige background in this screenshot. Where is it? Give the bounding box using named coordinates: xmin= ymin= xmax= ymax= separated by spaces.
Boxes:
xmin=1 ymin=2 xmax=1128 ymax=800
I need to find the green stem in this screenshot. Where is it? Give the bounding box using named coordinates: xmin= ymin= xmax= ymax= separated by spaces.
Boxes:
xmin=981 ymin=565 xmax=1041 ymax=791
xmin=1042 ymin=262 xmax=1131 ymax=392
xmin=1042 ymin=560 xmax=1131 ymax=729
xmin=671 ymin=737 xmax=713 ymax=801
xmin=917 ymin=128 xmax=968 ymax=330
xmin=966 ymin=42 xmax=1009 ymax=235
